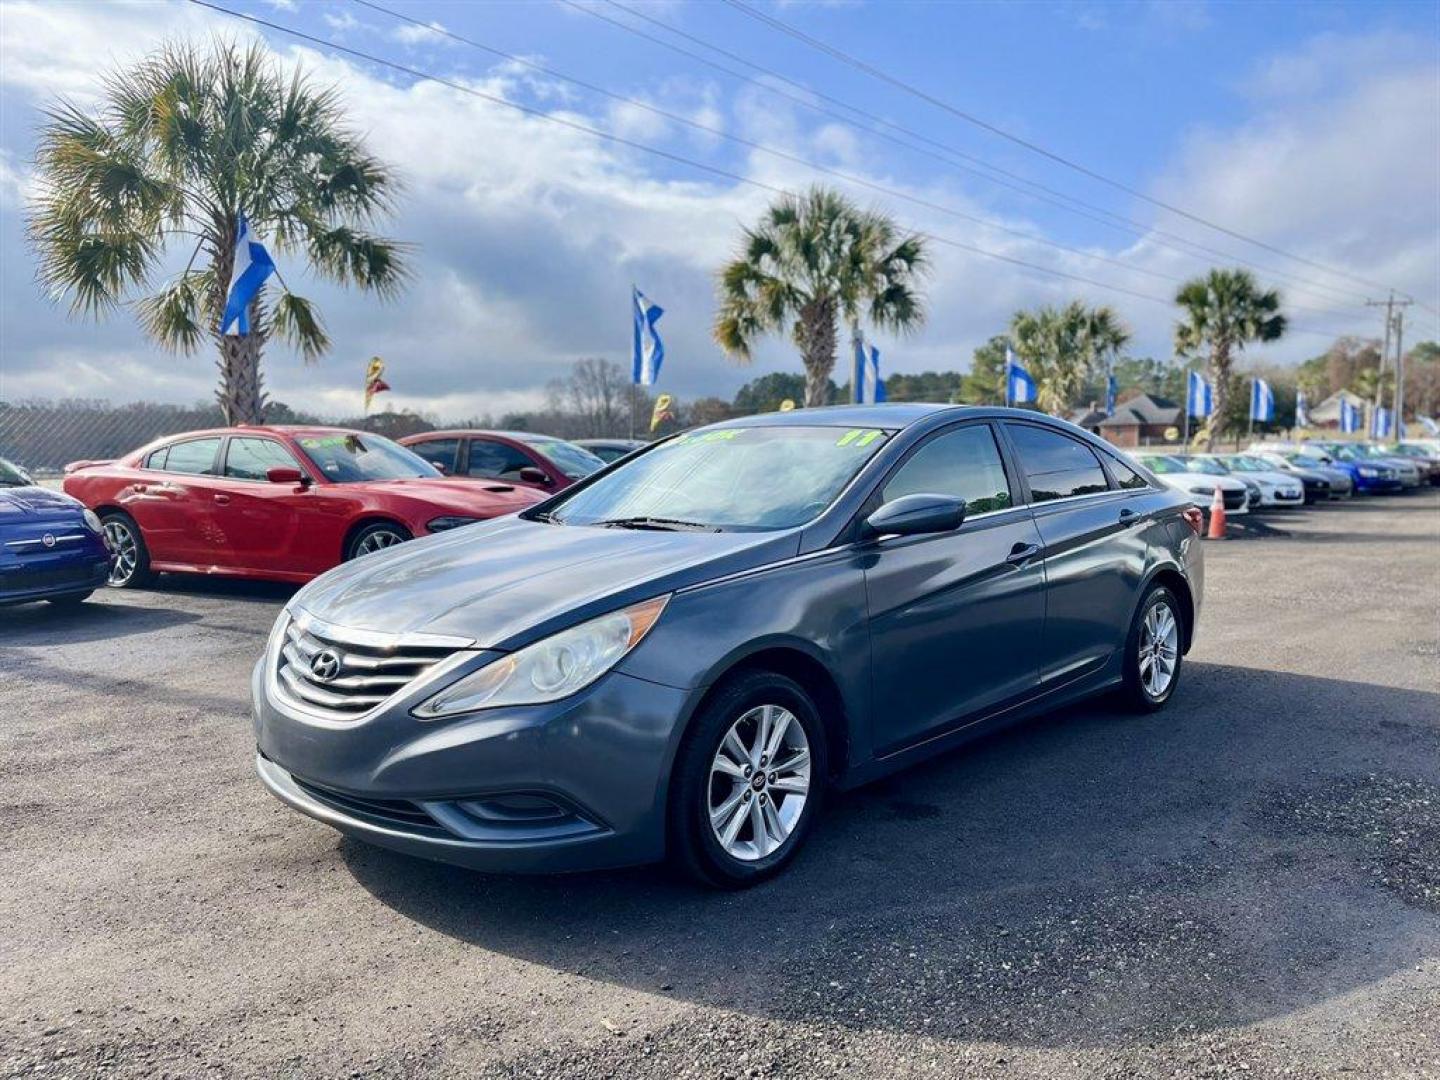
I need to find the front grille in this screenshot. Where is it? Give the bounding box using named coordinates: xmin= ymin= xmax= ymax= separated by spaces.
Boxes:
xmin=1 ymin=562 xmax=104 ymax=591
xmin=274 ymin=615 xmax=458 ymax=717
xmin=1222 ymin=490 xmax=1246 ymax=511
xmin=292 ymin=776 xmax=448 ymax=836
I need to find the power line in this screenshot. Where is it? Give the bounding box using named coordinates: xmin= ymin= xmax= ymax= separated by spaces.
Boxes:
xmin=578 ymin=0 xmax=1372 ymax=310
xmin=185 ymin=0 xmax=1371 ymax=343
xmin=352 ymin=0 xmax=1222 ymax=299
xmin=721 ymin=0 xmax=1412 ymax=302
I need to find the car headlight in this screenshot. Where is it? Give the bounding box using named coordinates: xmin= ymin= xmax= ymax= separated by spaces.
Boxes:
xmin=1357 ymin=466 xmax=1379 ymax=477
xmin=426 ymin=515 xmax=480 ymax=533
xmin=413 ymin=596 xmax=670 ymax=718
xmin=82 ymin=509 xmax=103 ymax=534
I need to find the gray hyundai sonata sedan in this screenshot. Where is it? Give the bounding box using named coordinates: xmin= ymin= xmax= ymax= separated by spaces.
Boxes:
xmin=253 ymin=405 xmax=1204 ymax=887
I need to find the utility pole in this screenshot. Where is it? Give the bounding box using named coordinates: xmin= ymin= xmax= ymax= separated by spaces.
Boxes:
xmin=1392 ymin=305 xmax=1410 ymax=439
xmin=1365 ymin=293 xmax=1395 ymax=436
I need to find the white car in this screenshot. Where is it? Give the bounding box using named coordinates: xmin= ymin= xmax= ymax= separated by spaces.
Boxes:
xmin=1201 ymin=454 xmax=1305 ymax=507
xmin=1131 ymin=453 xmax=1249 ymax=516
xmin=1250 ymin=451 xmax=1353 ymax=498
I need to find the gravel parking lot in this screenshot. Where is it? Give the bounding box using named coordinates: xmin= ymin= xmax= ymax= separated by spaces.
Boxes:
xmin=2 ymin=492 xmax=1438 ymax=1079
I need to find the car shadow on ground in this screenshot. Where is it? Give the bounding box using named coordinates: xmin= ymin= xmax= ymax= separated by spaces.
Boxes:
xmin=0 ymin=597 xmax=201 ymax=644
xmin=142 ymin=574 xmax=299 ymax=604
xmin=343 ymin=662 xmax=1440 ymax=1050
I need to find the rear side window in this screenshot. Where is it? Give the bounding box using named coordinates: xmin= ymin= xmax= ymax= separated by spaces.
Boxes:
xmin=409 ymin=438 xmax=460 ymax=473
xmin=159 ymin=438 xmax=221 ymax=476
xmin=225 ymin=438 xmax=300 ymax=481
xmin=1005 ymin=424 xmax=1109 ymax=503
xmin=882 ymin=424 xmax=1013 ymax=515
xmin=467 ymin=439 xmax=535 ymax=480
xmin=145 ymin=446 xmax=170 ymax=470
xmin=1107 ymin=455 xmax=1150 ymax=490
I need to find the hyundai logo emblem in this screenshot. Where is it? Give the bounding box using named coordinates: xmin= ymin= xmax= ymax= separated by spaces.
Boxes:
xmin=41 ymin=533 xmax=56 ymax=549
xmin=309 ymin=649 xmax=343 ymax=682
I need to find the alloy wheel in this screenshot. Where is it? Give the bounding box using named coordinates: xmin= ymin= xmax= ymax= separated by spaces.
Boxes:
xmin=104 ymin=520 xmax=138 ymax=586
xmin=355 ymin=528 xmax=405 ymax=557
xmin=1138 ymin=600 xmax=1179 ymax=698
xmin=707 ymin=704 xmax=811 ymax=862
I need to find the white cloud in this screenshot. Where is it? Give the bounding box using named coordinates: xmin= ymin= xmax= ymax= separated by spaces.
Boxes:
xmin=389 ymin=20 xmax=450 ymax=48
xmin=0 ymin=1 xmax=1435 ymax=421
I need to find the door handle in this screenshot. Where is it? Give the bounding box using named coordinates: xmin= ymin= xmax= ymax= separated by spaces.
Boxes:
xmin=214 ymin=494 xmax=230 ymax=505
xmin=132 ymin=484 xmax=147 ymax=494
xmin=1006 ymin=541 xmax=1040 ymax=567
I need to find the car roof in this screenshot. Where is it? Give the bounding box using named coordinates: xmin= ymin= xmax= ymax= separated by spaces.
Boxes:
xmin=407 ymin=429 xmax=576 ymax=444
xmin=716 ymin=403 xmax=959 ymax=430
xmin=155 ymin=425 xmax=365 ymax=440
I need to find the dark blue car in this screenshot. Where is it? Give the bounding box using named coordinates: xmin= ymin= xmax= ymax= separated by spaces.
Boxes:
xmin=0 ymin=458 xmax=113 ymax=608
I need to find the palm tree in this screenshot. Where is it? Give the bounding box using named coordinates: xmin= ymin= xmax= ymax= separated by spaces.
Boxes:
xmin=1174 ymin=269 xmax=1286 ymax=449
xmin=28 ymin=40 xmax=408 ymax=424
xmin=1008 ymin=301 xmax=1129 ymax=415
xmin=714 ymin=186 xmax=929 ymax=407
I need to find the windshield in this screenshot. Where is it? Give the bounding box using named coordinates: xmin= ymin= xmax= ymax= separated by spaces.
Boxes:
xmin=296 ymin=433 xmax=440 ymax=483
xmin=0 ymin=458 xmax=32 ymax=486
xmin=518 ymin=436 xmax=606 ymax=479
xmin=545 ymin=425 xmax=891 ymax=531
xmin=1180 ymin=457 xmax=1228 ymax=474
xmin=1137 ymin=455 xmax=1183 ymax=474
xmin=1222 ymin=456 xmax=1268 ymax=473
xmin=1289 ymin=453 xmax=1327 ymax=467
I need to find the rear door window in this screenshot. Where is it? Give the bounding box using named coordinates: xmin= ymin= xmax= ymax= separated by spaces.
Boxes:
xmin=1004 ymin=424 xmax=1109 ymax=503
xmin=1106 ymin=455 xmax=1151 ymax=490
xmin=159 ymin=438 xmax=222 ymax=476
xmin=882 ymin=424 xmax=1013 ymax=515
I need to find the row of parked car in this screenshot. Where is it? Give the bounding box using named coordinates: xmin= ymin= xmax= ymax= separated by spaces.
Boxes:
xmin=1127 ymin=437 xmax=1440 ymax=518
xmin=1 ymin=421 xmax=1435 ymax=610
xmin=0 ymin=427 xmax=647 ymax=608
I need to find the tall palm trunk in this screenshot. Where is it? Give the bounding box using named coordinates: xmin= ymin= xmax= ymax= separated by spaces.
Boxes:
xmin=1206 ymin=340 xmax=1232 ymax=450
xmin=796 ymin=298 xmax=837 ymax=408
xmin=210 ymin=228 xmax=268 ymax=425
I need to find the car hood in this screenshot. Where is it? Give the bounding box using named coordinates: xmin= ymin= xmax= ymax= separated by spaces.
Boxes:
xmin=331 ymin=477 xmax=543 ymax=515
xmin=0 ymin=484 xmax=83 ymax=519
xmin=290 ymin=516 xmax=795 ymax=647
xmin=1157 ymin=473 xmax=1247 ymax=491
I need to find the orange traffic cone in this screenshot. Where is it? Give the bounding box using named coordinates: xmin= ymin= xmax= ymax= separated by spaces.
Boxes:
xmin=1206 ymin=484 xmax=1227 ymax=540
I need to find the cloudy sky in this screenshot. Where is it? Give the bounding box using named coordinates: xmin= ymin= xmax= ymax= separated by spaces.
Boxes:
xmin=0 ymin=0 xmax=1436 ymax=418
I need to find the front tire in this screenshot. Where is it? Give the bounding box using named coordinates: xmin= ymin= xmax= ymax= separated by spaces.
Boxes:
xmin=670 ymin=670 xmax=827 ymax=889
xmin=1121 ymin=584 xmax=1184 ymax=712
xmin=101 ymin=512 xmax=153 ymax=589
xmin=345 ymin=521 xmax=412 ymax=561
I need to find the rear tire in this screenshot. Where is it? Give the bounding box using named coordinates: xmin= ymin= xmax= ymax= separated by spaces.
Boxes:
xmin=1120 ymin=584 xmax=1184 ymax=713
xmin=345 ymin=521 xmax=412 ymax=561
xmin=101 ymin=512 xmax=153 ymax=589
xmin=669 ymin=670 xmax=827 ymax=889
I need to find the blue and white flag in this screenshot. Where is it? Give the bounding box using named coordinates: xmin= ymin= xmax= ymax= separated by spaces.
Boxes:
xmin=1295 ymin=389 xmax=1309 ymax=427
xmin=1419 ymin=415 xmax=1440 ymax=436
xmin=1187 ymin=370 xmax=1213 ymax=419
xmin=631 ymin=287 xmax=665 ymax=386
xmin=1339 ymin=398 xmax=1362 ymax=434
xmin=1249 ymin=377 xmax=1275 ymax=423
xmin=1006 ymin=346 xmax=1036 ymax=406
xmin=1371 ymin=405 xmax=1393 ymax=439
xmin=856 ymin=341 xmax=885 ymax=404
xmin=220 ymin=214 xmax=276 ymax=336
xmin=1105 ymin=372 xmax=1117 ymax=415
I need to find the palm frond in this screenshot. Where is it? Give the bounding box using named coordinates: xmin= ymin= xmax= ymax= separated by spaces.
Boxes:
xmin=134 ymin=270 xmax=211 ymax=352
xmin=271 ymin=291 xmax=330 ymax=362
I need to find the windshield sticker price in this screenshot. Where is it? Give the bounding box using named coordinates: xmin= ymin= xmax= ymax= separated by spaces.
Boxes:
xmin=837 ymin=429 xmax=883 ymax=447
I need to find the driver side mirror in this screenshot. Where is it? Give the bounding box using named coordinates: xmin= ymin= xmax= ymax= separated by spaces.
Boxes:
xmin=266 ymin=466 xmax=308 ymax=487
xmin=518 ymin=466 xmax=552 ymax=485
xmin=864 ymin=493 xmax=967 ymax=538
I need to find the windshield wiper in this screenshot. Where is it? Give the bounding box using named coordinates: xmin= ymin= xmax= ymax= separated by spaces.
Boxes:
xmin=593 ymin=516 xmax=721 ymax=533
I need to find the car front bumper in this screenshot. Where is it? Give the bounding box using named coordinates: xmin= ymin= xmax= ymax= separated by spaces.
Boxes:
xmin=252 ymin=656 xmax=695 ymax=874
xmin=0 ymin=551 xmax=111 ymax=606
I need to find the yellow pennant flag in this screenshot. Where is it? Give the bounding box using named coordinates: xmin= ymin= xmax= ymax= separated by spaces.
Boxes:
xmin=650 ymin=393 xmax=675 ymax=433
xmin=363 ymin=356 xmax=390 ymax=412
xmin=778 ymin=399 xmax=796 ymax=412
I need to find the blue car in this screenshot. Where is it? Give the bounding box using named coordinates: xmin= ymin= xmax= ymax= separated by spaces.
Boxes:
xmin=0 ymin=458 xmax=113 ymax=607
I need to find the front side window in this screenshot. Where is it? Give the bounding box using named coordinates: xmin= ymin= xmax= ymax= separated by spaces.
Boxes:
xmin=548 ymin=425 xmax=890 ymax=531
xmin=519 ymin=436 xmax=606 ymax=480
xmin=467 ymin=439 xmax=536 ymax=481
xmin=160 ymin=438 xmax=222 ymax=476
xmin=882 ymin=424 xmax=1012 ymax=515
xmin=1005 ymin=424 xmax=1109 ymax=503
xmin=409 ymin=438 xmax=460 ymax=473
xmin=225 ymin=438 xmax=302 ymax=481
xmin=296 ymin=433 xmax=438 ymax=483
xmin=1107 ymin=455 xmax=1150 ymax=490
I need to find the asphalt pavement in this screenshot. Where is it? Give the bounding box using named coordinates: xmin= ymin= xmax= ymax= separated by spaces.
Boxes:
xmin=2 ymin=492 xmax=1438 ymax=1079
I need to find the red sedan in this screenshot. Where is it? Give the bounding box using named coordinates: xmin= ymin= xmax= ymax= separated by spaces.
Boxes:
xmin=62 ymin=426 xmax=543 ymax=587
xmin=400 ymin=430 xmax=606 ymax=494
